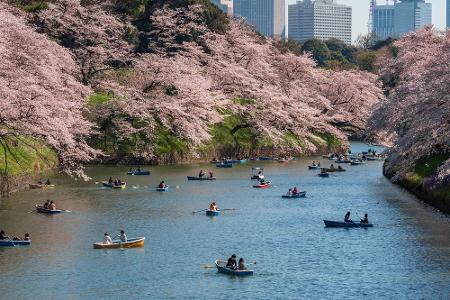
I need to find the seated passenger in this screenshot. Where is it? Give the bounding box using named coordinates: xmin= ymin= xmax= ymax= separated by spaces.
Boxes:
xmin=226 ymin=254 xmax=237 ymax=270
xmin=103 ymin=232 xmax=112 ymax=244
xmin=158 ymin=181 xmax=166 ymax=188
xmin=49 ymin=201 xmax=56 ymax=210
xmin=344 ymin=211 xmax=352 ymax=223
xmin=361 ymin=213 xmax=369 ymax=224
xmin=238 ymin=258 xmax=247 ymax=270
xmin=23 ymin=233 xmax=30 ymax=241
xmin=199 ymin=170 xmax=205 ymax=178
xmin=292 ymin=187 xmax=299 ymax=195
xmin=119 ymin=230 xmax=127 ymax=243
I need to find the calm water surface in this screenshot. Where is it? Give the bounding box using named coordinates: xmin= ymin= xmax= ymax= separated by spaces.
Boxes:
xmin=1 ymin=143 xmax=449 ymax=299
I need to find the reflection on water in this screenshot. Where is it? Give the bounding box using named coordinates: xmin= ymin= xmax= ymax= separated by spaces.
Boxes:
xmin=0 ymin=142 xmax=449 ymax=299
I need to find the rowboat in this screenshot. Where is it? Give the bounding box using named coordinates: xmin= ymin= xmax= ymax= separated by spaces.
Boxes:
xmin=35 ymin=205 xmax=64 ymax=214
xmin=282 ymin=192 xmax=306 ymax=198
xmin=127 ymin=170 xmax=151 ymax=176
xmin=318 ymin=172 xmax=330 ymax=177
xmin=215 ymin=260 xmax=253 ymax=276
xmin=350 ymin=160 xmax=365 ymax=165
xmin=29 ymin=184 xmax=55 ymax=189
xmin=335 ymin=160 xmax=351 ymax=164
xmin=187 ymin=176 xmax=216 ymax=181
xmin=259 ymin=156 xmax=277 ymax=161
xmin=216 ymin=163 xmax=233 ymax=168
xmin=93 ymin=237 xmax=145 ymax=249
xmin=0 ymin=240 xmax=31 ymax=247
xmin=102 ymin=181 xmax=126 ymax=189
xmin=206 ymin=210 xmax=219 ymax=216
xmin=156 ymin=186 xmax=169 ymax=191
xmin=308 ymin=165 xmax=320 ymax=170
xmin=227 ymin=159 xmax=247 ymax=164
xmin=366 ymin=156 xmax=384 ymax=161
xmin=324 ymin=168 xmax=346 ymax=172
xmin=253 ymin=181 xmax=271 ymax=188
xmin=323 ymin=220 xmax=373 ymax=228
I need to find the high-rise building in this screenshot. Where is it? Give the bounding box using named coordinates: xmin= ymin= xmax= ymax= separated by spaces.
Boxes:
xmin=447 ymin=0 xmax=450 ymax=28
xmin=210 ymin=0 xmax=233 ymax=15
xmin=372 ymin=0 xmax=432 ymax=40
xmin=288 ymin=0 xmax=352 ymax=44
xmin=372 ymin=5 xmax=395 ymax=40
xmin=233 ymin=0 xmax=286 ymax=38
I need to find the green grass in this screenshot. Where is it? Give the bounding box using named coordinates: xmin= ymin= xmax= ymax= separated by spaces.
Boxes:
xmin=232 ymin=97 xmax=256 ymax=106
xmin=310 ymin=132 xmax=342 ymax=150
xmin=88 ymin=92 xmax=113 ymax=107
xmin=0 ymin=137 xmax=58 ymax=176
xmin=154 ymin=126 xmax=188 ymax=156
xmin=282 ymin=131 xmax=305 ymax=149
xmin=209 ymin=114 xmax=256 ymax=151
xmin=414 ymin=153 xmax=450 ymax=178
xmin=12 ymin=0 xmax=48 ymax=12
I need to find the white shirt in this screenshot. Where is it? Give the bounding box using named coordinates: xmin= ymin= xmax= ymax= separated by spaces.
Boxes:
xmin=120 ymin=233 xmax=127 ymax=242
xmin=103 ymin=235 xmax=112 ymax=244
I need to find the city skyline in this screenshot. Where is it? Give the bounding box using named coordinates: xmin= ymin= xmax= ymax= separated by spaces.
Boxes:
xmin=287 ymin=0 xmax=446 ymax=42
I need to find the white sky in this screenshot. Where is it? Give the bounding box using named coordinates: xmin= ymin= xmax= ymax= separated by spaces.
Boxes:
xmin=286 ymin=0 xmax=447 ymax=42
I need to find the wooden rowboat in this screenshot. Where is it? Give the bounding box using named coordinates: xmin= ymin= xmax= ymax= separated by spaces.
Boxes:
xmin=215 ymin=260 xmax=253 ymax=276
xmin=206 ymin=210 xmax=219 ymax=216
xmin=323 ymin=220 xmax=373 ymax=228
xmin=282 ymin=192 xmax=306 ymax=198
xmin=29 ymin=184 xmax=55 ymax=189
xmin=253 ymin=181 xmax=271 ymax=188
xmin=93 ymin=237 xmax=145 ymax=249
xmin=187 ymin=176 xmax=216 ymax=181
xmin=0 ymin=240 xmax=31 ymax=247
xmin=35 ymin=205 xmax=64 ymax=214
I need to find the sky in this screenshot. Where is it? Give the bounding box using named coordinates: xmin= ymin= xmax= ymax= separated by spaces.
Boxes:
xmin=286 ymin=0 xmax=447 ymax=43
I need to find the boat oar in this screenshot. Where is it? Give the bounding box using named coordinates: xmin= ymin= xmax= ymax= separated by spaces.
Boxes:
xmin=192 ymin=209 xmax=208 ymax=214
xmin=218 ymin=208 xmax=236 ymax=212
xmin=59 ymin=209 xmax=71 ymax=213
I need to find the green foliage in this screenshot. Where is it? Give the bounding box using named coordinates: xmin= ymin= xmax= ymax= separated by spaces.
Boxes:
xmin=233 ymin=97 xmax=255 ymax=105
xmin=191 ymin=0 xmax=229 ymax=34
xmin=313 ymin=132 xmax=342 ymax=149
xmin=88 ymin=92 xmax=113 ymax=107
xmin=282 ymin=131 xmax=304 ymax=148
xmin=0 ymin=137 xmax=58 ymax=176
xmin=275 ymin=39 xmax=302 ymax=55
xmin=356 ymin=51 xmax=378 ymax=73
xmin=301 ymin=39 xmax=331 ymax=67
xmin=414 ymin=153 xmax=450 ymax=178
xmin=12 ymin=0 xmax=48 ymax=12
xmin=153 ymin=126 xmax=188 ymax=156
xmin=113 ymin=0 xmax=147 ymax=16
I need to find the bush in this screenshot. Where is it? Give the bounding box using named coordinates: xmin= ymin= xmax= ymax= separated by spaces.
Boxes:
xmin=12 ymin=0 xmax=48 ymax=12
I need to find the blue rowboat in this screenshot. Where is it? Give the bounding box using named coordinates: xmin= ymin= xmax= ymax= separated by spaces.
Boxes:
xmin=0 ymin=240 xmax=31 ymax=247
xmin=215 ymin=260 xmax=253 ymax=276
xmin=35 ymin=205 xmax=64 ymax=214
xmin=226 ymin=159 xmax=248 ymax=164
xmin=102 ymin=181 xmax=126 ymax=189
xmin=350 ymin=160 xmax=365 ymax=165
xmin=216 ymin=163 xmax=233 ymax=168
xmin=323 ymin=220 xmax=373 ymax=228
xmin=187 ymin=176 xmax=216 ymax=181
xmin=308 ymin=165 xmax=320 ymax=170
xmin=206 ymin=210 xmax=219 ymax=216
xmin=259 ymin=156 xmax=276 ymax=161
xmin=282 ymin=192 xmax=306 ymax=198
xmin=156 ymin=186 xmax=169 ymax=192
xmin=318 ymin=172 xmax=330 ymax=177
xmin=127 ymin=170 xmax=151 ymax=176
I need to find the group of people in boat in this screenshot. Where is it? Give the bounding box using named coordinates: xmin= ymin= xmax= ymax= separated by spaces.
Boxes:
xmin=107 ymin=177 xmax=124 ymax=186
xmin=344 ymin=212 xmax=369 ymax=224
xmin=286 ymin=187 xmax=301 ymax=196
xmin=258 ymin=178 xmax=270 ymax=185
xmin=102 ymin=230 xmax=127 ymax=244
xmin=0 ymin=230 xmax=30 ymax=241
xmin=129 ymin=167 xmax=142 ymax=173
xmin=226 ymin=254 xmax=248 ymax=270
xmin=311 ymin=161 xmax=321 ymax=167
xmin=42 ymin=200 xmax=57 ymax=210
xmin=198 ymin=170 xmax=214 ymax=179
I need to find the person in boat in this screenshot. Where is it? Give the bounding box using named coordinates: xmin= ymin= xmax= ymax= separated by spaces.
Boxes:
xmin=238 ymin=258 xmax=247 ymax=270
xmin=158 ymin=181 xmax=166 ymax=188
xmin=259 ymin=178 xmax=267 ymax=185
xmin=320 ymin=168 xmax=327 ymax=174
xmin=0 ymin=230 xmax=10 ymax=240
xmin=114 ymin=179 xmax=118 ymax=185
xmin=129 ymin=167 xmax=134 ymax=173
xmin=337 ymin=166 xmax=343 ymax=170
xmin=292 ymin=187 xmax=299 ymax=195
xmin=317 ymin=161 xmax=321 ymax=167
xmin=119 ymin=230 xmax=127 ymax=243
xmin=45 ymin=179 xmax=51 ymax=185
xmin=103 ymin=232 xmax=112 ymax=244
xmin=226 ymin=254 xmax=237 ymax=270
xmin=312 ymin=161 xmax=316 ymax=166
xmin=209 ymin=171 xmax=214 ymax=179
xmin=199 ymin=170 xmax=205 ymax=178
xmin=43 ymin=200 xmax=50 ymax=209
xmin=117 ymin=179 xmax=122 ymax=185
xmin=49 ymin=201 xmax=56 ymax=210
xmin=330 ymin=164 xmax=335 ymax=170
xmin=209 ymin=202 xmax=218 ymax=211
xmin=108 ymin=177 xmax=113 ymax=184
xmin=361 ymin=213 xmax=369 ymax=224
xmin=344 ymin=211 xmax=352 ymax=223
xmin=137 ymin=167 xmax=141 ymax=172
xmin=286 ymin=188 xmax=293 ymax=196
xmin=23 ymin=233 xmax=30 ymax=241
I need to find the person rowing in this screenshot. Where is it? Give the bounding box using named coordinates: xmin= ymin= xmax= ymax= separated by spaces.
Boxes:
xmin=238 ymin=258 xmax=247 ymax=270
xmin=158 ymin=181 xmax=167 ymax=188
xmin=292 ymin=187 xmax=299 ymax=195
xmin=226 ymin=254 xmax=237 ymax=270
xmin=108 ymin=177 xmax=113 ymax=184
xmin=209 ymin=201 xmax=218 ymax=211
xmin=286 ymin=188 xmax=293 ymax=196
xmin=0 ymin=230 xmax=10 ymax=240
xmin=259 ymin=178 xmax=269 ymax=185
xmin=199 ymin=170 xmax=205 ymax=178
xmin=360 ymin=213 xmax=369 ymax=224
xmin=208 ymin=171 xmax=214 ymax=179
xmin=344 ymin=211 xmax=352 ymax=223
xmin=119 ymin=230 xmax=127 ymax=243
xmin=49 ymin=201 xmax=57 ymax=210
xmin=312 ymin=160 xmax=316 ymax=166
xmin=43 ymin=200 xmax=50 ymax=209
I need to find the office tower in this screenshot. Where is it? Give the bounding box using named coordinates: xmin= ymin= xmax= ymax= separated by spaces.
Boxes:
xmin=210 ymin=0 xmax=233 ymax=15
xmin=288 ymin=0 xmax=352 ymax=44
xmin=447 ymin=0 xmax=450 ymax=28
xmin=372 ymin=0 xmax=432 ymax=40
xmin=233 ymin=0 xmax=286 ymax=38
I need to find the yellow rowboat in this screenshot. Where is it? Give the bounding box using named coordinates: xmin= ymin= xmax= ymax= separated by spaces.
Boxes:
xmin=29 ymin=184 xmax=55 ymax=189
xmin=93 ymin=237 xmax=145 ymax=249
